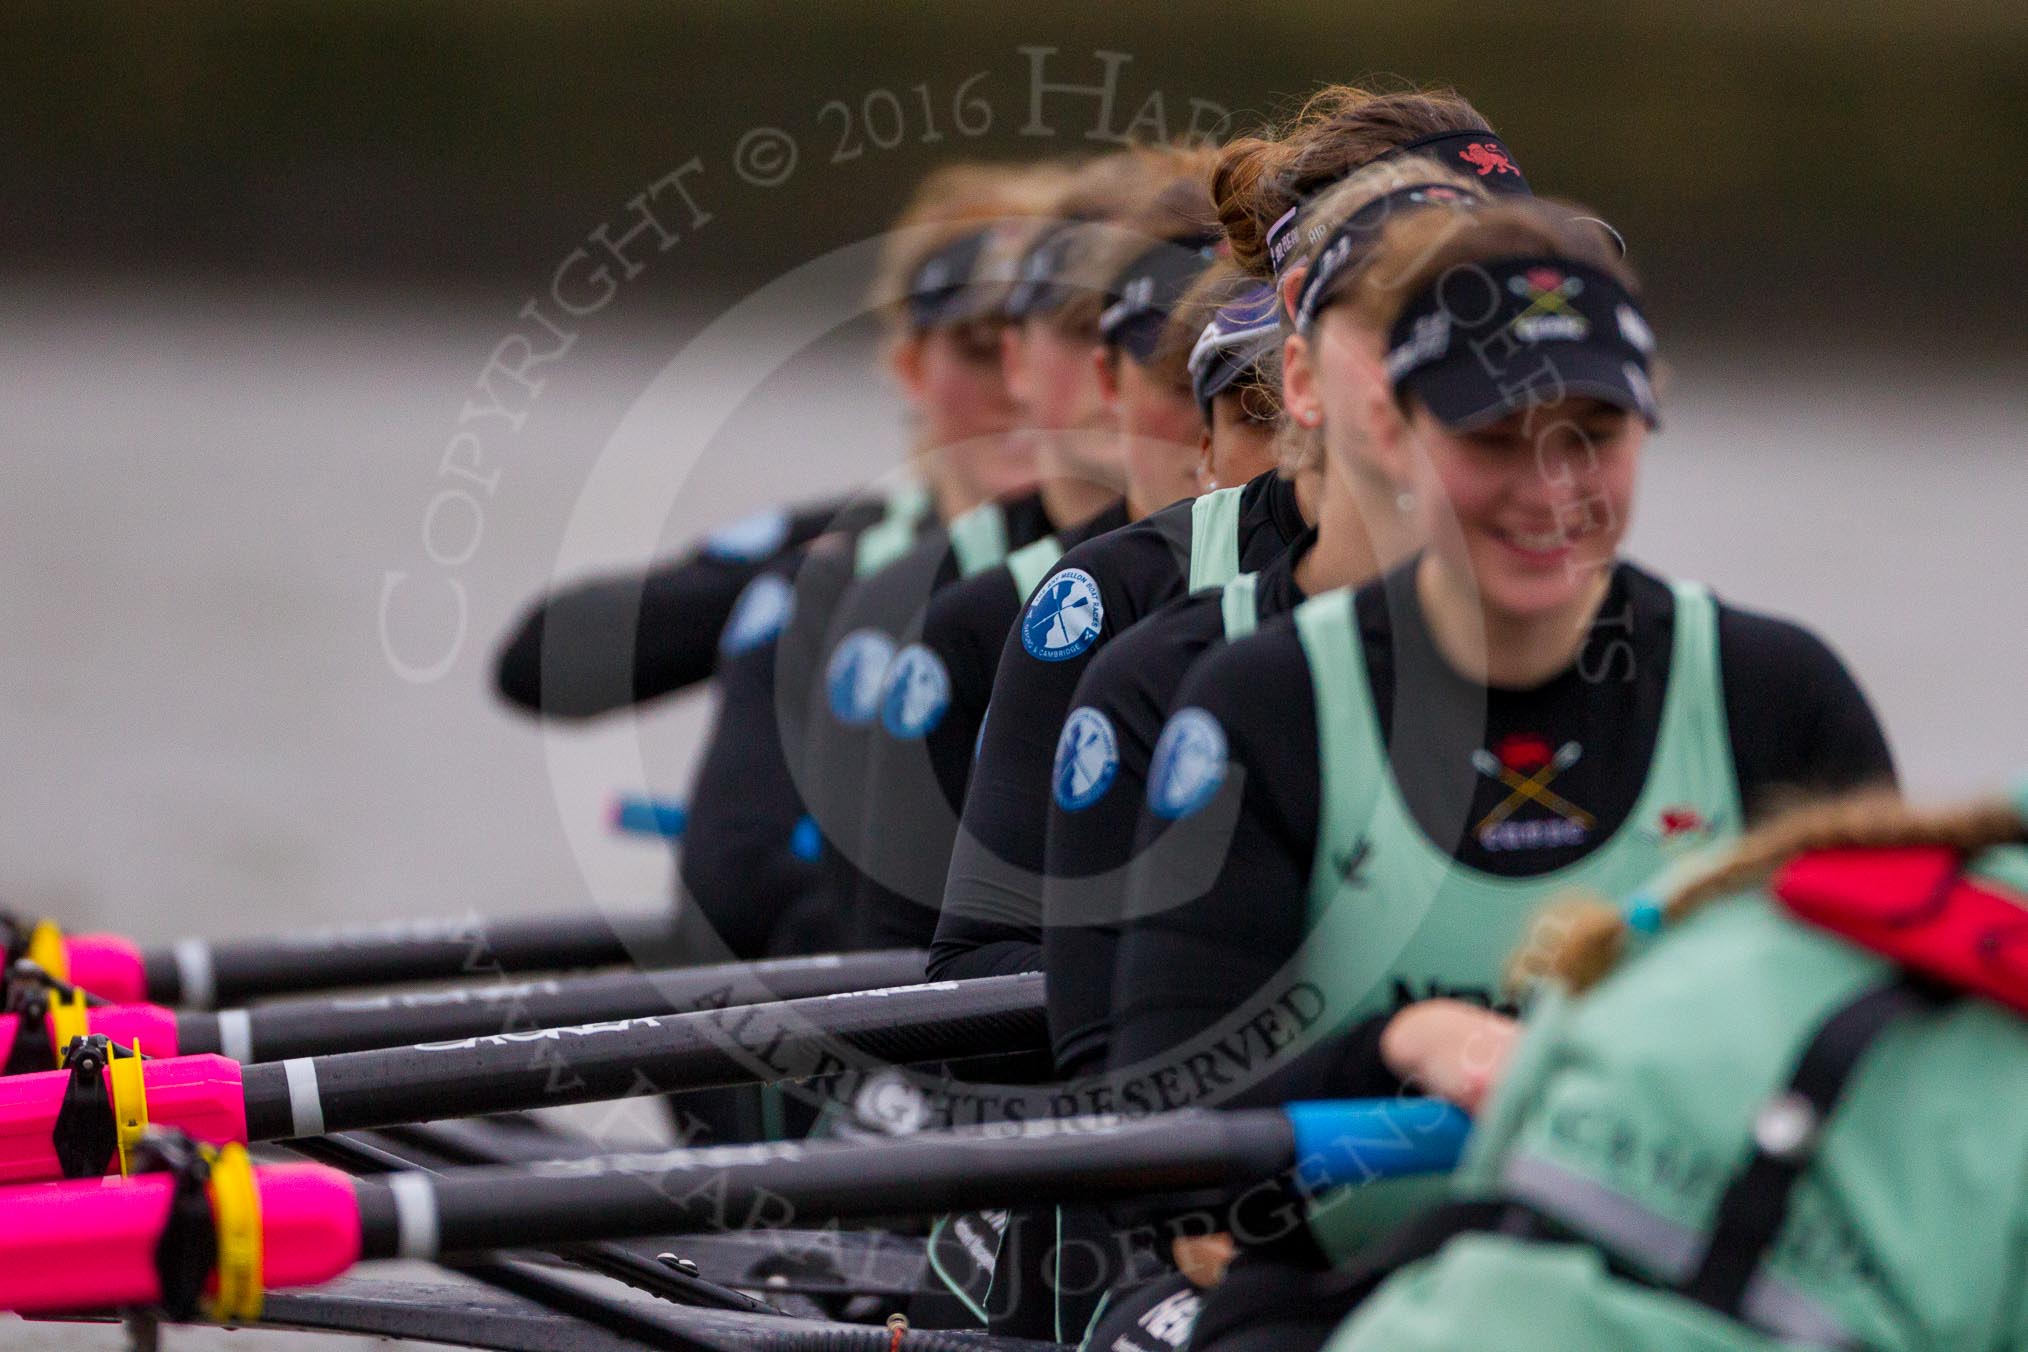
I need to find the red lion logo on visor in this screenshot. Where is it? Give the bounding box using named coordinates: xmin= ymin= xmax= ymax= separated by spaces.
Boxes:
xmin=1458 ymin=142 xmax=1517 ymax=177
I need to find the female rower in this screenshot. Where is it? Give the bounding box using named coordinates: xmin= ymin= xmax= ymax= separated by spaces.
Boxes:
xmin=1107 ymin=196 xmax=1895 ymax=1351
xmin=924 ymin=213 xmax=1235 ymax=978
xmin=842 ymin=148 xmax=1225 ymax=954
xmin=1044 ymin=159 xmax=1482 ymax=1094
xmin=1187 ymin=265 xmax=1286 ymax=494
xmin=850 ymin=156 xmax=1236 ymax=1342
xmin=1325 ymin=783 xmax=2028 ymax=1352
xmin=931 ymin=82 xmax=1527 ymax=983
xmin=790 ymin=154 xmax=1232 ymax=957
xmin=1045 ymin=160 xmax=1485 ymax=1352
xmin=675 ymin=160 xmax=1055 ymax=966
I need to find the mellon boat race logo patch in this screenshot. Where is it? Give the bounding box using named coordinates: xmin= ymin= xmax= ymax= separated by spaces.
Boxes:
xmin=718 ymin=571 xmax=794 ymax=656
xmin=1147 ymin=706 xmax=1229 ymax=821
xmin=1021 ymin=567 xmax=1104 ymax=661
xmin=1053 ymin=705 xmax=1121 ymax=811
xmin=1505 ymin=266 xmax=1589 ymax=343
xmin=879 ymin=642 xmax=951 ymax=739
xmin=825 ymin=627 xmax=896 ymax=726
xmin=1641 ymin=802 xmax=1725 ymax=853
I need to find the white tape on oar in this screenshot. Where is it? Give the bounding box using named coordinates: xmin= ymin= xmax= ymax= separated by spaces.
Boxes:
xmin=387 ymin=1172 xmax=441 ymax=1259
xmin=282 ymin=1057 xmax=325 ymax=1137
xmin=216 ymin=1009 xmax=253 ymax=1063
xmin=172 ymin=939 xmax=215 ymax=1009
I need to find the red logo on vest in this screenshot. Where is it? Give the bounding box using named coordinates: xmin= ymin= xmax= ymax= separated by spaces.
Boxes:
xmin=1658 ymin=806 xmax=1706 ymax=838
xmin=1458 ymin=142 xmax=1517 ymax=177
xmin=1495 ymin=732 xmax=1553 ymax=773
xmin=1643 ymin=803 xmax=1722 ymax=852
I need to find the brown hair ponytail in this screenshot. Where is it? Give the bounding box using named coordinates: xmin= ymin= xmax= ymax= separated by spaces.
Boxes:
xmin=1214 ymin=82 xmax=1498 ymax=276
xmin=1511 ymin=786 xmax=2028 ymax=996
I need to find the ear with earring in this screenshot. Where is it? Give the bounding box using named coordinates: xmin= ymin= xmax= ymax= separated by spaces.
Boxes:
xmin=1298 ymin=408 xmax=1321 ymax=427
xmin=1396 ymin=489 xmax=1416 ymax=515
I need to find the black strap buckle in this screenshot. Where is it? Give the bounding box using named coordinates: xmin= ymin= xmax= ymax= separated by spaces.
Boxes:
xmin=51 ymin=1032 xmax=139 ymax=1178
xmin=130 ymin=1130 xmax=219 ymax=1322
xmin=1318 ymin=973 xmax=1951 ymax=1340
xmin=1680 ymin=973 xmax=1949 ymax=1317
xmin=6 ymin=959 xmax=111 ymax=1075
xmin=3 ymin=969 xmax=55 ymax=1075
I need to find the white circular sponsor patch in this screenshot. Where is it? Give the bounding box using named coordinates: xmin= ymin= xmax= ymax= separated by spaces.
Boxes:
xmin=1021 ymin=568 xmax=1105 ymax=662
xmin=1052 ymin=706 xmax=1120 ymax=811
xmin=879 ymin=643 xmax=952 ymax=739
xmin=1147 ymin=706 xmax=1228 ymax=820
xmin=718 ymin=573 xmax=794 ymax=656
xmin=824 ymin=628 xmax=896 ymax=726
xmin=703 ymin=507 xmax=791 ymax=561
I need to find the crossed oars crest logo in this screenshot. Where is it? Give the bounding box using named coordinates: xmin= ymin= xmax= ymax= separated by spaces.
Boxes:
xmin=1472 ymin=734 xmax=1593 ymax=849
xmin=1504 ymin=266 xmax=1591 ymax=344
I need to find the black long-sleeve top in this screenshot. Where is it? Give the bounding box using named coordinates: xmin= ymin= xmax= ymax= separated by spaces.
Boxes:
xmin=929 ymin=472 xmax=1309 ymax=981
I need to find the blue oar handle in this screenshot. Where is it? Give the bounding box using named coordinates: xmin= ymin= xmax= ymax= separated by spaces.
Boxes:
xmin=1284 ymin=1098 xmax=1471 ymax=1187
xmin=611 ymin=795 xmax=688 ymax=840
xmin=610 ymin=797 xmax=823 ymax=863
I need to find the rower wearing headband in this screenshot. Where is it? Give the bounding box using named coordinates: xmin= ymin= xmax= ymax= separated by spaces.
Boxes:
xmin=1185 ymin=269 xmax=1285 ymax=492
xmin=932 ymin=83 xmax=1519 ymax=987
xmin=1047 ymin=160 xmax=1486 ymax=1352
xmin=677 ymin=162 xmax=1057 ymax=969
xmin=1108 ymin=195 xmax=1894 ymax=1352
xmin=847 ymin=154 xmax=1232 ymax=1343
xmin=1047 ymin=156 xmax=1485 ymax=1103
xmin=845 ymin=147 xmax=1217 ymax=958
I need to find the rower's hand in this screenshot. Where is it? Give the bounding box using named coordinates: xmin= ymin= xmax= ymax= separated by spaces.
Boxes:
xmin=1379 ymin=1000 xmax=1518 ymax=1115
xmin=1171 ymin=1232 xmax=1235 ymax=1288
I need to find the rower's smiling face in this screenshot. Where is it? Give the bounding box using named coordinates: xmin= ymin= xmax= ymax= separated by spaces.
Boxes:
xmin=1401 ymin=397 xmax=1642 ymax=618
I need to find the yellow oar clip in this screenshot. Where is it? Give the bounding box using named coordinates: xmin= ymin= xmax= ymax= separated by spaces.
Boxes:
xmin=109 ymin=1040 xmax=150 ymax=1178
xmin=47 ymin=987 xmax=91 ymax=1059
xmin=24 ymin=920 xmax=69 ymax=984
xmin=203 ymin=1143 xmax=265 ymax=1323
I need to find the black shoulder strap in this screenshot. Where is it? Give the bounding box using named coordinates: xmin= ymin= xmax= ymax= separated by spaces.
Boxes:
xmin=1323 ymin=970 xmax=1951 ymax=1335
xmin=1680 ymin=973 xmax=1948 ymax=1316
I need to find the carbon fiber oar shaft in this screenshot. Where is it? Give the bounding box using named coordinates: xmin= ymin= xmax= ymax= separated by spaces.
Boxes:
xmin=349 ymin=1100 xmax=1470 ymax=1260
xmin=144 ymin=910 xmax=689 ymax=1007
xmin=177 ymin=949 xmax=928 ymax=1062
xmin=238 ymin=974 xmax=1045 ymax=1141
